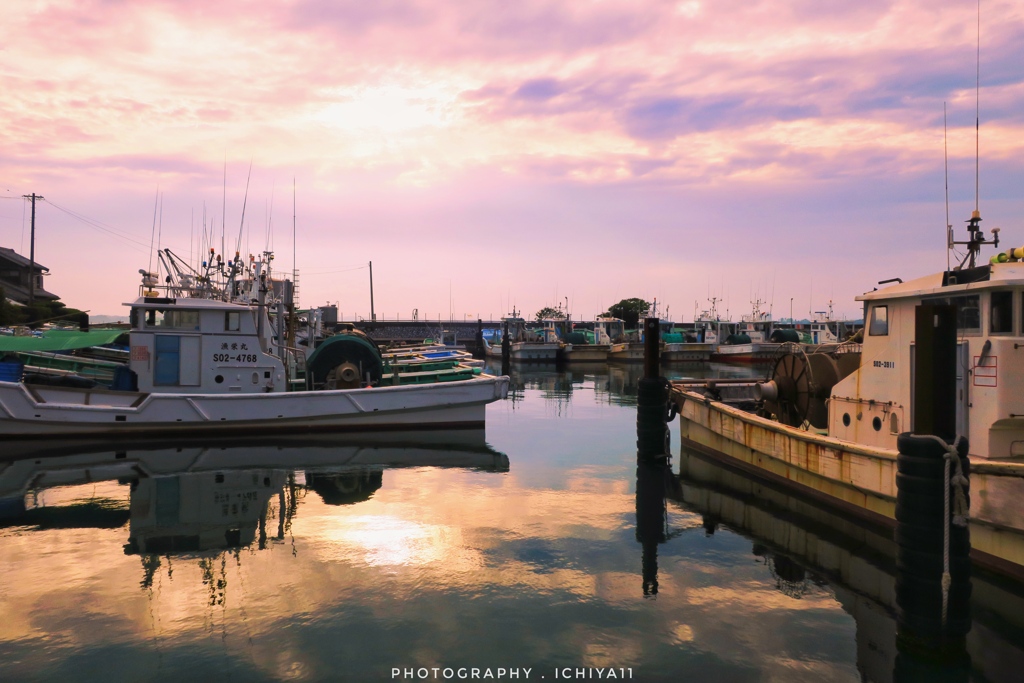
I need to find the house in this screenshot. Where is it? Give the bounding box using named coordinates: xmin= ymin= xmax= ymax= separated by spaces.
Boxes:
xmin=0 ymin=247 xmax=60 ymax=305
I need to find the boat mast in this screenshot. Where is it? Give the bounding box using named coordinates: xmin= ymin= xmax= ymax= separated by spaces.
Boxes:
xmin=950 ymin=0 xmax=1000 ymax=270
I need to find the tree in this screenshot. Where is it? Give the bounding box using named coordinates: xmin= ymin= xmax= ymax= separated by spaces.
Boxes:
xmin=603 ymin=298 xmax=650 ymax=329
xmin=535 ymin=306 xmax=566 ymax=321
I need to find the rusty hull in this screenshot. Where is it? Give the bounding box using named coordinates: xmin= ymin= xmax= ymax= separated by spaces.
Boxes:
xmin=672 ymin=385 xmax=1024 ymax=580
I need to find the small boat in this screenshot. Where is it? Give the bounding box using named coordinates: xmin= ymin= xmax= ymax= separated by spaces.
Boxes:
xmin=596 ymin=316 xmax=646 ymax=363
xmin=483 ymin=313 xmax=561 ymax=363
xmin=661 ymin=320 xmax=715 ymax=363
xmin=671 ymin=211 xmax=1024 ymax=579
xmin=672 ymin=299 xmax=735 ymax=358
xmin=558 ymin=329 xmax=609 ymax=362
xmin=710 ymin=298 xmax=781 ymax=364
xmin=798 ymin=301 xmax=864 ymax=352
xmin=0 ymin=253 xmax=508 ymax=438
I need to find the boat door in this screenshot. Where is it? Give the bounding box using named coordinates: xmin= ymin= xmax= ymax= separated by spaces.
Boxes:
xmin=154 ymin=335 xmax=201 ymax=386
xmin=909 ymin=341 xmax=969 ymax=438
xmin=955 ymin=341 xmax=969 ymax=438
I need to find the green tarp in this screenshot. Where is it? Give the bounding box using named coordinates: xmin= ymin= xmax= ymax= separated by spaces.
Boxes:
xmin=0 ymin=330 xmax=126 ymax=352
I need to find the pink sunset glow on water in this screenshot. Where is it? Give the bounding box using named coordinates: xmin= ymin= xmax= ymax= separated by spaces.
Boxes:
xmin=1 ymin=1 xmax=1022 ymax=322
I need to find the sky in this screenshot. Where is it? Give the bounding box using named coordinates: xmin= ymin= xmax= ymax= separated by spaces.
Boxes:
xmin=2 ymin=0 xmax=1023 ymax=323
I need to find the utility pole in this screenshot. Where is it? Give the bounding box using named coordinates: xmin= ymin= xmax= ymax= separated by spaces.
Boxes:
xmin=369 ymin=261 xmax=375 ymax=322
xmin=22 ymin=193 xmax=43 ymax=306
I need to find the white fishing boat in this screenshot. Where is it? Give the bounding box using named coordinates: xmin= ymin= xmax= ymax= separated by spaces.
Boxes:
xmin=0 ymin=252 xmax=508 ymax=437
xmin=483 ymin=313 xmax=561 ymax=363
xmin=557 ymin=321 xmax=610 ymax=362
xmin=676 ymin=299 xmax=734 ymax=354
xmin=596 ymin=316 xmax=645 ymax=363
xmin=661 ymin=319 xmax=715 ymax=363
xmin=671 ymin=211 xmax=1024 ymax=579
xmin=710 ymin=298 xmax=781 ymax=364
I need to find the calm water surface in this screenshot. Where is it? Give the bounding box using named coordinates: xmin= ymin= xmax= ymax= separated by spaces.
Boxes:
xmin=1 ymin=362 xmax=1022 ymax=682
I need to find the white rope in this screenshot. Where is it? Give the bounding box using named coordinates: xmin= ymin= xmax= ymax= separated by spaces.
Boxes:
xmin=913 ymin=433 xmax=968 ymax=626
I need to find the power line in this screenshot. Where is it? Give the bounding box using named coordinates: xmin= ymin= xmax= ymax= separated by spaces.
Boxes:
xmin=43 ymin=198 xmax=157 ymax=254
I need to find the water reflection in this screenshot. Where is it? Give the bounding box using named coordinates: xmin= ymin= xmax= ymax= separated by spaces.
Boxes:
xmin=2 ymin=365 xmax=1021 ymax=683
xmin=2 ymin=433 xmax=509 ymax=592
xmin=486 ymin=360 xmax=760 ymax=410
xmin=674 ymin=447 xmax=1024 ymax=683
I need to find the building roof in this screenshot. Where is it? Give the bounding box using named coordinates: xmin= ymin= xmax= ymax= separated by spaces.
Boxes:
xmin=0 ymin=246 xmax=49 ymax=272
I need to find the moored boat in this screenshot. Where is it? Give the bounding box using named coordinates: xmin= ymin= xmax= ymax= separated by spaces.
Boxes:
xmin=710 ymin=299 xmax=781 ymax=364
xmin=671 ymin=212 xmax=1024 ymax=579
xmin=483 ymin=314 xmax=561 ymax=363
xmin=0 ymin=253 xmax=508 ymax=438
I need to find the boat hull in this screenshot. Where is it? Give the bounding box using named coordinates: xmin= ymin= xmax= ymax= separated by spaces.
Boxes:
xmin=710 ymin=342 xmax=781 ymax=364
xmin=672 ymin=386 xmax=1024 ymax=581
xmin=607 ymin=342 xmax=644 ymax=363
xmin=0 ymin=376 xmax=510 ymax=438
xmin=560 ymin=344 xmax=609 ymax=362
xmin=662 ymin=342 xmax=714 ymax=363
xmin=510 ymin=342 xmax=560 ymax=363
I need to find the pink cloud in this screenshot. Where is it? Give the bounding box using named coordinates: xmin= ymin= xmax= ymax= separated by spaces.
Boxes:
xmin=1 ymin=1 xmax=1023 ymax=320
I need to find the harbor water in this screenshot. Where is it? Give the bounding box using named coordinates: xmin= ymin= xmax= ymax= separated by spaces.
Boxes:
xmin=1 ymin=362 xmax=1022 ymax=682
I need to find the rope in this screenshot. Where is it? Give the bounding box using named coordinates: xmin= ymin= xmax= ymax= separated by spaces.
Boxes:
xmin=913 ymin=433 xmax=968 ymax=626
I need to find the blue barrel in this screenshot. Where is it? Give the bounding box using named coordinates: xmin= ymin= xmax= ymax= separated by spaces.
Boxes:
xmin=0 ymin=358 xmax=25 ymax=383
xmin=110 ymin=365 xmax=139 ymax=392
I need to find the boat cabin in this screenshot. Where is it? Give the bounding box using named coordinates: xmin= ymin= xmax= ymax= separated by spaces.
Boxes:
xmin=593 ymin=317 xmax=625 ymax=345
xmin=693 ymin=300 xmax=735 ymax=344
xmin=737 ymin=300 xmax=774 ymax=342
xmin=828 ymin=261 xmax=1024 ymax=459
xmin=127 ymin=296 xmax=287 ymax=394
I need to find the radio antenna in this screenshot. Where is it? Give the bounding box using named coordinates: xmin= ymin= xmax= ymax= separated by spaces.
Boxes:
xmin=951 ymin=1 xmax=998 ymax=270
xmin=945 ymin=102 xmax=951 ymax=272
xmin=974 ymin=0 xmax=981 ymax=214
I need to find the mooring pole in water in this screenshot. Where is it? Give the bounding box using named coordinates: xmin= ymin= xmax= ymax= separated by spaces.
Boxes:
xmin=475 ymin=318 xmax=484 ymax=359
xmin=637 ymin=317 xmax=671 ymax=461
xmin=635 ymin=316 xmax=682 ymax=595
xmin=501 ymin=319 xmax=510 ymax=376
xmin=635 ymin=459 xmax=668 ymax=597
xmin=643 ymin=317 xmax=660 ymax=380
xmin=893 ymin=304 xmax=971 ymax=679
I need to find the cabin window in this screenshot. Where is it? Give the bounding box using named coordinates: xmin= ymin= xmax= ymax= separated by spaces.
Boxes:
xmin=924 ymin=294 xmax=982 ymax=334
xmin=225 ymin=312 xmax=241 ymax=332
xmin=952 ymin=294 xmax=981 ymax=333
xmin=869 ymin=305 xmax=888 ymax=336
xmin=130 ymin=308 xmax=140 ymax=329
xmin=991 ymin=291 xmax=1014 ymax=335
xmin=159 ymin=310 xmax=200 ymax=330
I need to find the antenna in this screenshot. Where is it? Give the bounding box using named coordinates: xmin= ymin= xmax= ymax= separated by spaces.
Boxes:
xmin=235 ymin=160 xmax=252 ymax=255
xmin=148 ymin=188 xmax=159 ymax=275
xmin=950 ymin=0 xmax=999 ymax=269
xmin=944 ymin=102 xmax=952 ymax=271
xmin=292 ymin=177 xmax=297 ymax=286
xmin=221 ymin=157 xmax=226 ymax=263
xmin=975 ymin=0 xmax=981 ymax=214
xmin=156 ymin=192 xmax=164 ymax=283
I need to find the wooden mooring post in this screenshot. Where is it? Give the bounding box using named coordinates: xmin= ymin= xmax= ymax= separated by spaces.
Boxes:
xmin=501 ymin=319 xmax=510 ymax=376
xmin=635 ymin=316 xmax=682 ymax=596
xmin=474 ymin=318 xmax=484 ymax=359
xmin=636 ymin=317 xmax=670 ymax=461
